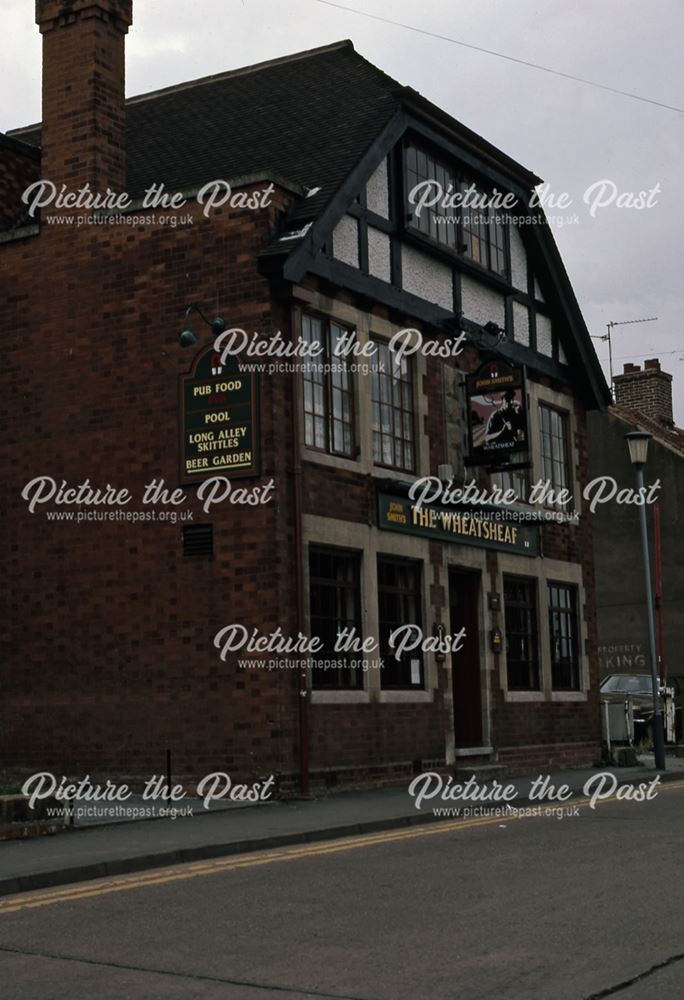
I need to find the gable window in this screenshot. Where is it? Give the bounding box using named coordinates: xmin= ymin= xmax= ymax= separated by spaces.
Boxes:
xmin=548 ymin=583 xmax=580 ymax=690
xmin=378 ymin=557 xmax=424 ymax=688
xmin=404 ymin=142 xmax=508 ymax=276
xmin=503 ymin=576 xmax=539 ymax=690
xmin=405 ymin=144 xmax=457 ymax=248
xmin=371 ymin=340 xmax=415 ymax=472
xmin=539 ymin=404 xmax=572 ymax=506
xmin=309 ymin=546 xmax=363 ymax=689
xmin=302 ymin=314 xmax=355 ymax=457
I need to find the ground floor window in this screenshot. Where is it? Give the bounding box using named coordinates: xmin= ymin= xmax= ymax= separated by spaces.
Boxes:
xmin=309 ymin=546 xmax=363 ymax=689
xmin=377 ymin=556 xmax=424 ymax=688
xmin=503 ymin=576 xmax=539 ymax=690
xmin=548 ymin=582 xmax=580 ymax=689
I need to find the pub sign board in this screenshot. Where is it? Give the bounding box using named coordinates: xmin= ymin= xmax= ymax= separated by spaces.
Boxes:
xmin=179 ymin=348 xmax=260 ymax=484
xmin=466 ymin=360 xmax=528 ymax=464
xmin=378 ymin=492 xmax=540 ymax=557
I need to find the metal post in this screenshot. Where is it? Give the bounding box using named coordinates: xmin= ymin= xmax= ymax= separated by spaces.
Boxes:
xmin=635 ymin=467 xmax=666 ymax=769
xmin=606 ymin=321 xmax=614 ymax=388
xmin=603 ymin=700 xmax=611 ymax=761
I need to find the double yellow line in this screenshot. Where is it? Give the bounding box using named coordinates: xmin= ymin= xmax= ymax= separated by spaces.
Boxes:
xmin=1 ymin=779 xmax=682 ymax=915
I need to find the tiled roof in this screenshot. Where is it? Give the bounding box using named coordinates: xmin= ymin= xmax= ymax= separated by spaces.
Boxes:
xmin=610 ymin=403 xmax=684 ymax=457
xmin=10 ymin=41 xmax=403 ymax=220
xmin=9 ymin=40 xmax=541 ymax=230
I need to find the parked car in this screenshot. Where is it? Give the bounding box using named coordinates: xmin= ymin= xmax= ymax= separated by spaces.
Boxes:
xmin=600 ymin=674 xmax=680 ymax=744
xmin=600 ymin=674 xmax=655 ymax=722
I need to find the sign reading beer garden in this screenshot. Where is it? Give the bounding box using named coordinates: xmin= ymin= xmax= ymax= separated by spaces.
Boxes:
xmin=179 ymin=349 xmax=260 ymax=484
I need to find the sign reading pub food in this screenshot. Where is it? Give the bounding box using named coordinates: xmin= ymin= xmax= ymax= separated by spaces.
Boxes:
xmin=466 ymin=359 xmax=528 ymax=464
xmin=179 ymin=349 xmax=259 ymax=484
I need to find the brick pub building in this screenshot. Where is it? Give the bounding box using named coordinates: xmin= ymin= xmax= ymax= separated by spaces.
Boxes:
xmin=1 ymin=1 xmax=610 ymax=789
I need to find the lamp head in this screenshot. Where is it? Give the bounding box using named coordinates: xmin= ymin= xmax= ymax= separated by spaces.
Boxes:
xmin=625 ymin=430 xmax=652 ymax=467
xmin=180 ymin=328 xmax=199 ymax=348
xmin=211 ymin=317 xmax=226 ymax=336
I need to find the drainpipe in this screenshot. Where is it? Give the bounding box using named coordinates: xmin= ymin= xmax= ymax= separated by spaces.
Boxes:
xmin=290 ymin=304 xmax=310 ymax=797
xmin=653 ymin=504 xmax=666 ymax=685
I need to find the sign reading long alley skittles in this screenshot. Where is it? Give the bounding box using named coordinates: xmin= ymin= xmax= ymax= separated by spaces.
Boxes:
xmin=180 ymin=349 xmax=260 ymax=483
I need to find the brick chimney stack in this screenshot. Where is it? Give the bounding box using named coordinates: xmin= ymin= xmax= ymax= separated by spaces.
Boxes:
xmin=613 ymin=358 xmax=675 ymax=427
xmin=35 ymin=0 xmax=133 ymax=195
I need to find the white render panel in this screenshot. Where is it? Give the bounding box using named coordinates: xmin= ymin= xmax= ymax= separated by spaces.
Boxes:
xmin=513 ymin=300 xmax=530 ymax=347
xmin=558 ymin=340 xmax=568 ymax=365
xmin=460 ymin=273 xmax=505 ymax=328
xmin=368 ymin=227 xmax=391 ymax=282
xmin=509 ymin=225 xmax=527 ymax=291
xmin=332 ymin=215 xmax=359 ymax=267
xmin=366 ymin=158 xmax=390 ymax=218
xmin=537 ymin=313 xmax=553 ymax=356
xmin=401 ymin=243 xmax=453 ymax=310
xmin=534 ymin=277 xmax=545 ymax=302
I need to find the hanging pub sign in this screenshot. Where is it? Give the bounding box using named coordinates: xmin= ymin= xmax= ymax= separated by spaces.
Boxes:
xmin=465 ymin=359 xmax=528 ymax=465
xmin=179 ymin=348 xmax=259 ymax=484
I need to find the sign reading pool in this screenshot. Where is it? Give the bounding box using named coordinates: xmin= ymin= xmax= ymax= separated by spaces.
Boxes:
xmin=179 ymin=349 xmax=260 ymax=484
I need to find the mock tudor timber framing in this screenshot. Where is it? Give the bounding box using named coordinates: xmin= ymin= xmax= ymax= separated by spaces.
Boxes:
xmin=260 ymin=104 xmax=609 ymax=412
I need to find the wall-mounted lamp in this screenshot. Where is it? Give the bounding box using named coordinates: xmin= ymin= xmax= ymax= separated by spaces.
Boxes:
xmin=482 ymin=320 xmax=506 ymax=345
xmin=180 ymin=303 xmax=226 ymax=347
xmin=433 ymin=622 xmax=447 ymax=663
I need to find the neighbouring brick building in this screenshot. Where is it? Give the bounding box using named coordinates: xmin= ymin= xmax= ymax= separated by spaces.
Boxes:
xmin=1 ymin=0 xmax=610 ymax=790
xmin=588 ymin=359 xmax=684 ymax=733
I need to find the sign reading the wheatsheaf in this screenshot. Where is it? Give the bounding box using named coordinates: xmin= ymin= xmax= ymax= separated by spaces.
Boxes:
xmin=378 ymin=493 xmax=540 ymax=557
xmin=466 ymin=360 xmax=528 ymax=464
xmin=180 ymin=349 xmax=259 ymax=483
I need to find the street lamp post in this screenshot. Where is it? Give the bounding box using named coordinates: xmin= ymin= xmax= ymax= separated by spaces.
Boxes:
xmin=624 ymin=431 xmax=666 ymax=770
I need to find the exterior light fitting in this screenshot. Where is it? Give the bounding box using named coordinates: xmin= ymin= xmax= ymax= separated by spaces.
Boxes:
xmin=180 ymin=303 xmax=226 ymax=347
xmin=625 ymin=430 xmax=652 ymax=468
xmin=483 ymin=320 xmax=506 ymax=344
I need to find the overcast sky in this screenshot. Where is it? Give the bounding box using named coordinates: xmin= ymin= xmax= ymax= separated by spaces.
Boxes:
xmin=4 ymin=0 xmax=683 ymax=422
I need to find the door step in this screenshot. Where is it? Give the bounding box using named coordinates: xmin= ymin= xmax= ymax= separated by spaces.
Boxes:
xmin=452 ymin=748 xmax=508 ymax=781
xmin=452 ymin=762 xmax=509 ymax=782
xmin=454 ymin=746 xmax=495 ymax=759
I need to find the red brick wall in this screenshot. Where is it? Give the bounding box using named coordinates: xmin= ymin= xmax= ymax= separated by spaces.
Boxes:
xmin=0 ymin=187 xmax=302 ymax=782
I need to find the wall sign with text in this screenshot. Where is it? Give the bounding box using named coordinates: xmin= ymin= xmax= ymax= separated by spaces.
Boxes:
xmin=378 ymin=492 xmax=539 ymax=557
xmin=179 ymin=349 xmax=260 ymax=484
xmin=466 ymin=360 xmax=528 ymax=465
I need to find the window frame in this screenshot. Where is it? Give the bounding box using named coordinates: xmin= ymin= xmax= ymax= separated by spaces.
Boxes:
xmin=539 ymin=402 xmax=573 ymax=509
xmin=370 ymin=337 xmax=417 ymax=473
xmin=377 ymin=555 xmax=425 ymax=690
xmin=503 ymin=575 xmax=540 ymax=691
xmin=302 ymin=312 xmax=357 ymax=459
xmin=308 ymin=544 xmax=364 ymax=691
xmin=402 ymin=138 xmax=510 ymax=280
xmin=548 ymin=581 xmax=581 ymax=691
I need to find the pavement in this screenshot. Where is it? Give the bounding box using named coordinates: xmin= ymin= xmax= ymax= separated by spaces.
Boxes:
xmin=1 ymin=753 xmax=683 ymax=898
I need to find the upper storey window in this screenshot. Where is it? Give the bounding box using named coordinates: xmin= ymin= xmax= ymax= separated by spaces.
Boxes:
xmin=405 ymin=145 xmax=457 ymax=249
xmin=404 ymin=142 xmax=508 ymax=278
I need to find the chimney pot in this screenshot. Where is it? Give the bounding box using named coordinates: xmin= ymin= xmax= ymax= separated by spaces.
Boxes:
xmin=623 ymin=363 xmax=640 ymax=374
xmin=644 ymin=358 xmax=661 ymax=371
